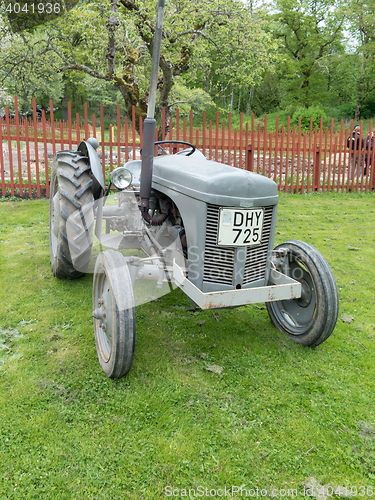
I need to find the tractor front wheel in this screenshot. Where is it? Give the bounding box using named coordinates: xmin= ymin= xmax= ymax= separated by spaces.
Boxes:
xmin=49 ymin=150 xmax=94 ymax=278
xmin=93 ymin=250 xmax=136 ymax=378
xmin=266 ymin=240 xmax=339 ymax=347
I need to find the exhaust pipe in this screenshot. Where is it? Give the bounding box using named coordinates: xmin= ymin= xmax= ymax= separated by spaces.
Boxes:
xmin=140 ymin=0 xmax=168 ymax=225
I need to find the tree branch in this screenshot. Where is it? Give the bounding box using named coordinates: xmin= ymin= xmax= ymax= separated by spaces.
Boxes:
xmin=107 ymin=0 xmax=119 ymax=75
xmin=58 ymin=62 xmax=113 ymax=81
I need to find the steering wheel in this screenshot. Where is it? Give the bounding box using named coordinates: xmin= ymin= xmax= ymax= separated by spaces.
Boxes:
xmin=154 ymin=140 xmax=196 ymax=156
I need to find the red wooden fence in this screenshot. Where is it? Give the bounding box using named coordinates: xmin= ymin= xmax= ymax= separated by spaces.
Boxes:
xmin=1 ymin=96 xmax=374 ymax=198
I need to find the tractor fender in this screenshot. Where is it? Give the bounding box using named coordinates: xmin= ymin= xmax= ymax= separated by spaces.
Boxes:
xmin=78 ymin=139 xmax=105 ymax=199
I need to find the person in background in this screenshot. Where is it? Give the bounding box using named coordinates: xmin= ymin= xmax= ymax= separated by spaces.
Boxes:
xmin=348 ymin=124 xmax=364 ymax=180
xmin=364 ymin=130 xmax=374 ymax=176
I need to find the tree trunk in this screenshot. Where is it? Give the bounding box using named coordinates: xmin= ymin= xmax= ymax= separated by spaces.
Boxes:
xmin=22 ymin=90 xmax=28 ymax=114
xmin=355 ymin=51 xmax=366 ymax=122
xmin=157 ymin=57 xmax=175 ymax=139
xmin=107 ymin=0 xmax=119 ymax=75
xmin=355 ymin=99 xmax=361 ymax=122
xmin=301 ymin=70 xmax=311 ymax=108
xmin=61 ymin=76 xmax=68 ymax=121
xmin=205 ymin=73 xmax=210 ymax=93
xmin=246 ymin=87 xmax=254 ymax=114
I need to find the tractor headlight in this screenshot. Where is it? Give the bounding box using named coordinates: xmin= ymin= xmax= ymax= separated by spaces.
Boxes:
xmin=110 ymin=167 xmax=132 ymax=190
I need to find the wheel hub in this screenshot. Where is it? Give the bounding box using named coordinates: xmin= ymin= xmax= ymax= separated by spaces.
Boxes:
xmin=295 ymin=278 xmax=312 ymax=308
xmin=92 ymin=305 xmax=105 ymax=320
xmin=93 ymin=286 xmax=112 ymax=362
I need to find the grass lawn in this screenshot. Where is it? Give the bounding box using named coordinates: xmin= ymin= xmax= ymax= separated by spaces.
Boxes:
xmin=0 ymin=192 xmax=375 ymax=499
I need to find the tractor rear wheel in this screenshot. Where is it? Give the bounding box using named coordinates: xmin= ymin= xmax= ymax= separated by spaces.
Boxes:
xmin=93 ymin=250 xmax=136 ymax=378
xmin=266 ymin=240 xmax=339 ymax=347
xmin=49 ymin=150 xmax=94 ymax=279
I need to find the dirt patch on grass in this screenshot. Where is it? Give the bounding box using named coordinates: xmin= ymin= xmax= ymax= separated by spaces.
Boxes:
xmin=358 ymin=421 xmax=375 ymax=441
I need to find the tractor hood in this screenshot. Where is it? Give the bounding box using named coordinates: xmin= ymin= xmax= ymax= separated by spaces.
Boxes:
xmin=150 ymin=153 xmax=279 ymax=207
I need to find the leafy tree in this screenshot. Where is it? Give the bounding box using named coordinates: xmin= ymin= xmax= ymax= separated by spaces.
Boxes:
xmin=183 ymin=4 xmax=282 ymax=114
xmin=168 ymin=78 xmax=214 ymax=118
xmin=0 ymin=87 xmax=13 ymax=110
xmin=273 ymin=0 xmax=346 ymax=107
xmin=322 ymin=52 xmax=359 ymax=107
xmin=0 ymin=0 xmax=283 ymax=132
xmin=0 ymin=24 xmax=64 ymax=113
xmin=291 ymin=104 xmax=327 ymax=129
xmin=249 ymin=71 xmax=281 ymax=115
xmin=346 ymin=0 xmax=375 ymax=120
xmin=0 ymin=17 xmax=14 ymax=109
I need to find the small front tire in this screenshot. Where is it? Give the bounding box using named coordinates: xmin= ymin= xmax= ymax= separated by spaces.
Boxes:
xmin=93 ymin=250 xmax=136 ymax=378
xmin=266 ymin=240 xmax=339 ymax=347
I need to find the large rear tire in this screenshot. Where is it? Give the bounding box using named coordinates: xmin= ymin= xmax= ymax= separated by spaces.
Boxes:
xmin=266 ymin=240 xmax=339 ymax=347
xmin=93 ymin=250 xmax=136 ymax=378
xmin=49 ymin=150 xmax=94 ymax=279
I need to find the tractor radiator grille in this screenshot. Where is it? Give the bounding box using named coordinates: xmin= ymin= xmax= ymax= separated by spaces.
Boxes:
xmin=203 ymin=205 xmax=235 ymax=285
xmin=203 ymin=204 xmax=273 ymax=286
xmin=243 ymin=206 xmax=273 ymax=285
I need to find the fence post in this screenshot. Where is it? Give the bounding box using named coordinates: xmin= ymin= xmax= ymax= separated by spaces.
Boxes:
xmin=117 ymin=105 xmax=121 ymax=169
xmin=68 ymin=101 xmax=72 ymax=150
xmin=0 ymin=116 xmax=5 ymax=196
xmin=202 ymin=110 xmax=206 ymax=156
xmin=100 ymin=104 xmax=106 ymax=183
xmin=14 ymin=97 xmax=23 ymax=198
xmin=228 ymin=112 xmax=232 ymax=166
xmin=25 ymin=119 xmax=32 ymax=197
xmin=370 ymin=157 xmax=375 ymax=191
xmin=50 ymin=99 xmax=56 ymax=157
xmin=84 ymin=102 xmax=89 ymax=140
xmin=273 ymin=115 xmax=279 ymax=183
xmin=32 ymin=98 xmax=41 ymax=197
xmin=313 ymin=145 xmax=321 ymax=191
xmin=41 ymin=110 xmax=49 ymax=197
xmin=189 ymin=110 xmax=193 ymax=145
xmin=5 ymin=107 xmax=15 ymax=196
xmin=262 ymin=115 xmax=267 ymax=176
xmin=245 ymin=145 xmax=254 ymax=171
xmin=162 ymin=107 xmax=165 ymax=140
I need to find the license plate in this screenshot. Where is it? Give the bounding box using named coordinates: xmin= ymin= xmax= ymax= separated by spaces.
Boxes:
xmin=217 ymin=208 xmax=264 ymax=247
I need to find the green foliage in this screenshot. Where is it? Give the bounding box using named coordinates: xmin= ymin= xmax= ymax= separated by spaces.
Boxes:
xmin=0 ymin=27 xmax=64 ymax=112
xmin=0 ymin=0 xmax=283 ymax=127
xmin=291 ymin=105 xmax=327 ymax=130
xmin=361 ymin=97 xmax=375 ymax=119
xmin=250 ymin=71 xmax=281 ymax=115
xmin=0 ymin=195 xmax=24 ymax=202
xmin=182 ymin=2 xmax=283 ymax=115
xmin=322 ymin=54 xmax=359 ymax=109
xmin=273 ymin=0 xmax=346 ymax=108
xmin=329 ymin=103 xmax=357 ymax=121
xmin=0 ymin=87 xmax=13 ymax=110
xmin=169 ymin=79 xmax=214 ymax=118
xmin=0 ymin=0 xmax=374 ymax=123
xmin=346 ymin=0 xmax=375 ymax=119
